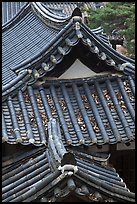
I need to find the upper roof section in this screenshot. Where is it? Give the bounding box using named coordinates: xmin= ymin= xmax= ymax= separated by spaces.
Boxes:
xmin=2 ymin=2 xmax=102 ymax=27
xmin=2 ymin=2 xmax=135 ymax=100
xmin=2 ymin=2 xmax=71 ymax=32
xmin=42 ymin=2 xmax=97 ymax=17
xmin=2 ymin=2 xmax=105 ymax=30
xmin=2 ymin=2 xmax=27 ymax=26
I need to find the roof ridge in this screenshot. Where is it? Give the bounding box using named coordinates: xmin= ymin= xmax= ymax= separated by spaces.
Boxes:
xmin=47 ymin=118 xmax=78 ymax=175
xmin=10 ymin=19 xmax=134 ymax=77
xmin=32 ymin=2 xmax=71 ymax=22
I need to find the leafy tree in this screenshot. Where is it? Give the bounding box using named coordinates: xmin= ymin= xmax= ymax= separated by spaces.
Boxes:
xmin=82 ymin=2 xmax=135 ymax=57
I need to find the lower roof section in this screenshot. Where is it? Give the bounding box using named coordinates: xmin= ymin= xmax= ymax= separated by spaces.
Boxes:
xmin=2 ymin=142 xmax=135 ymax=202
xmin=2 ymin=74 xmax=135 ymax=147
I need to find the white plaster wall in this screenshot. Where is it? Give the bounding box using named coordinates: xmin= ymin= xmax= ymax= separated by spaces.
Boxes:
xmin=59 ymin=59 xmax=99 ymax=79
xmin=58 ymin=59 xmax=119 ymax=79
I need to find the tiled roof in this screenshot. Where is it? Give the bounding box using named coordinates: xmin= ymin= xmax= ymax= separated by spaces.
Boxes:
xmin=2 ymin=119 xmax=135 ymax=202
xmin=2 ymin=3 xmax=135 ymax=202
xmin=2 ymin=2 xmax=27 ymax=25
xmin=42 ymin=2 xmax=78 ymax=17
xmin=2 ymin=3 xmax=59 ymax=87
xmin=2 ymin=74 xmax=135 ymax=146
xmin=2 ymin=17 xmax=134 ymax=100
xmin=2 ymin=2 xmax=134 ymax=98
xmin=42 ymin=2 xmax=95 ymax=16
xmin=2 ymin=2 xmax=102 ymax=27
xmin=9 ymin=17 xmax=135 ymax=77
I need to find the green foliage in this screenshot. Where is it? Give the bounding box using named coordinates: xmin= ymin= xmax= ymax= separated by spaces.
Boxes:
xmin=83 ymin=2 xmax=135 ymax=57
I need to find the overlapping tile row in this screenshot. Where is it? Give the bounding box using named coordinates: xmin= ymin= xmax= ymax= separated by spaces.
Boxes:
xmin=74 ymin=155 xmax=135 ymax=202
xmin=43 ymin=2 xmax=103 ymax=17
xmin=2 ymin=2 xmax=27 ymax=25
xmin=2 ymin=3 xmax=59 ymax=87
xmin=42 ymin=3 xmax=68 ymax=17
xmin=2 ymin=75 xmax=135 ymax=146
xmin=2 ymin=128 xmax=135 ymax=202
xmin=31 ymin=2 xmax=71 ymax=30
xmin=42 ymin=2 xmax=91 ymax=17
xmin=2 ymin=147 xmax=57 ymax=202
xmin=38 ymin=2 xmax=74 ymax=18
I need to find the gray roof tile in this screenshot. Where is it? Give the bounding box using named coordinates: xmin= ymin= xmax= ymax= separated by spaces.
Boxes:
xmin=2 ymin=3 xmax=135 ymax=202
xmin=2 ymin=124 xmax=135 ymax=202
xmin=2 ymin=75 xmax=135 ymax=146
xmin=2 ymin=5 xmax=59 ymax=87
xmin=2 ymin=2 xmax=27 ymax=25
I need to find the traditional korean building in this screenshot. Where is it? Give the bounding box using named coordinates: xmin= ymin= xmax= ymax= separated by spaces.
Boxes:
xmin=2 ymin=2 xmax=135 ymax=202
